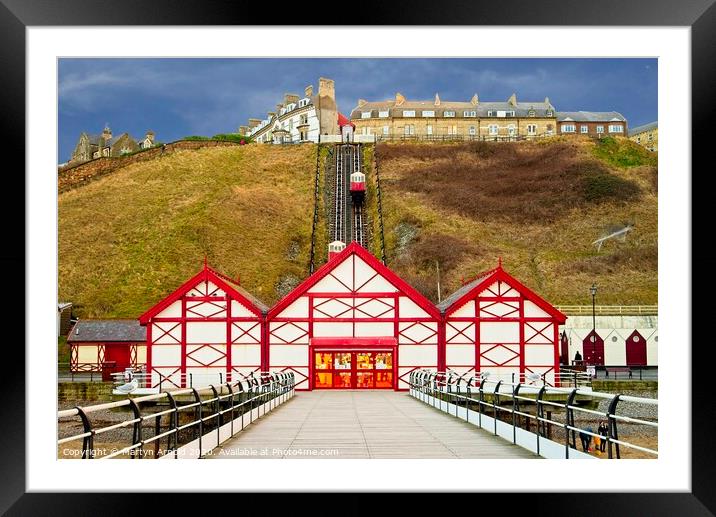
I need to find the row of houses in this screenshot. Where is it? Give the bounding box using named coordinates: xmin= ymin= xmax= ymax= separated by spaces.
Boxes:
xmin=66 ymin=243 xmax=657 ymax=390
xmin=68 ymin=126 xmax=157 ymax=165
xmin=239 ymin=77 xmax=658 ymax=146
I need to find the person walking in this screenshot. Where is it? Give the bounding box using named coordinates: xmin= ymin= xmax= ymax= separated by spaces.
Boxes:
xmin=598 ymin=421 xmax=609 ymax=452
xmin=579 ymin=426 xmax=593 ymax=452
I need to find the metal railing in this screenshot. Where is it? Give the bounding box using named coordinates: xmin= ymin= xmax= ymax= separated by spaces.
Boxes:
xmin=444 ymin=368 xmax=593 ymax=389
xmin=555 ymin=305 xmax=658 ymax=316
xmin=409 ymin=369 xmax=657 ymax=459
xmin=58 ymin=371 xmax=295 ymax=459
xmin=109 ymin=370 xmax=258 ymax=393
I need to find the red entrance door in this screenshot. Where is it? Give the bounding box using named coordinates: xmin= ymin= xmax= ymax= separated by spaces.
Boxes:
xmin=102 ymin=343 xmax=131 ymax=381
xmin=313 ymin=351 xmax=394 ymax=389
xmin=582 ymin=331 xmax=604 ymax=365
xmin=625 ymin=330 xmax=647 ymax=366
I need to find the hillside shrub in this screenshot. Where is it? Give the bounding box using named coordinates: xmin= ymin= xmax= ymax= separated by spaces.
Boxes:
xmin=212 ymin=133 xmax=253 ymax=144
xmin=183 ymin=135 xmax=210 ymax=141
xmin=592 ymin=136 xmax=656 ymax=168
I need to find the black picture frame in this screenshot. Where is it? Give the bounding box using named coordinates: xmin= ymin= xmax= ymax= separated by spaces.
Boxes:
xmin=3 ymin=1 xmax=712 ymax=514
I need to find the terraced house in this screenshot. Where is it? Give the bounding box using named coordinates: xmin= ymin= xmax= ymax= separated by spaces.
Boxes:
xmin=70 ymin=125 xmax=156 ymax=164
xmin=629 ymin=121 xmax=658 ymax=152
xmin=557 ymin=111 xmax=628 ymax=138
xmin=350 ymin=92 xmax=558 ymax=140
xmin=241 ymin=77 xmax=339 ymax=144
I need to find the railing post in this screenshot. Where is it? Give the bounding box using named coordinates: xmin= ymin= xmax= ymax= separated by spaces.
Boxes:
xmin=128 ymin=398 xmax=142 ymax=459
xmin=478 ymin=378 xmax=486 ymax=429
xmin=165 ymin=392 xmax=178 ymax=458
xmin=191 ymin=388 xmax=202 ymax=457
xmin=536 ymin=386 xmax=546 ymax=456
xmin=607 ymin=394 xmax=622 ymax=459
xmin=564 ymin=389 xmax=578 ymax=458
xmin=493 ymin=381 xmax=502 ymax=435
xmin=75 ymin=406 xmax=94 ymax=459
xmin=512 ymin=383 xmax=521 ymax=444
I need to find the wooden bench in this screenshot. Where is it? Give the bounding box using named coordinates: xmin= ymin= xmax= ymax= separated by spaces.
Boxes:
xmin=605 ymin=367 xmax=632 ymax=379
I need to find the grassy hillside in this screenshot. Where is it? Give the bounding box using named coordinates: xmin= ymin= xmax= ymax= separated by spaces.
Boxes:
xmin=377 ymin=136 xmax=657 ymax=305
xmin=59 ymin=136 xmax=657 ymax=319
xmin=59 ymin=144 xmax=317 ymax=318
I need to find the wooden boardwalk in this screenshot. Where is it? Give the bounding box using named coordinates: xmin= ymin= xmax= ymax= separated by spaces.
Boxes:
xmin=208 ymin=391 xmax=538 ymax=459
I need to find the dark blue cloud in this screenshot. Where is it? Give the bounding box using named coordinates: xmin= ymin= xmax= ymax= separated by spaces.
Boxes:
xmin=58 ymin=58 xmax=657 ymax=163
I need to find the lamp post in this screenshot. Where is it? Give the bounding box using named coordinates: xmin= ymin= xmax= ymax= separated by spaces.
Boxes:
xmin=589 ymin=283 xmax=598 ymax=364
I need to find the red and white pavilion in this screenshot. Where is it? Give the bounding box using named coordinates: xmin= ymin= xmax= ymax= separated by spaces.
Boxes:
xmin=139 ymin=243 xmax=566 ymax=390
xmin=138 ymin=262 xmax=268 ymax=389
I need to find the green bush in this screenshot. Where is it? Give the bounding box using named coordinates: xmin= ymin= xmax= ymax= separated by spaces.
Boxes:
xmin=582 ymin=172 xmax=641 ymax=202
xmin=183 ymin=135 xmax=211 ymax=141
xmin=592 ymin=136 xmax=656 ymax=168
xmin=211 ymin=133 xmax=253 ymax=144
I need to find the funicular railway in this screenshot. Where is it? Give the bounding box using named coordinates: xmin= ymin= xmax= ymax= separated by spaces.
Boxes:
xmin=329 ymin=144 xmax=366 ymax=259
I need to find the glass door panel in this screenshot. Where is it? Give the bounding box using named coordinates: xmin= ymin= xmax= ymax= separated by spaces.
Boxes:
xmin=375 ymin=372 xmax=393 ymax=388
xmin=357 ymin=371 xmax=374 ymax=388
xmin=356 ymin=353 xmax=373 ymax=369
xmin=334 ymin=353 xmax=352 ymax=370
xmin=314 ymin=372 xmax=333 ymax=388
xmin=315 ymin=352 xmax=332 ymax=370
xmin=335 ymin=372 xmax=352 ymax=388
xmin=374 ymin=353 xmax=392 ymax=370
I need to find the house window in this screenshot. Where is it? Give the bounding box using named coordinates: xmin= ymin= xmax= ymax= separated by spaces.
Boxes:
xmin=507 ymin=124 xmax=516 ymax=136
xmin=469 ymin=126 xmax=476 ymax=136
xmin=528 ymin=110 xmax=536 ymax=117
xmin=361 ymin=111 xmax=372 ymax=119
xmin=636 ymin=136 xmax=641 ymax=143
xmin=546 ymin=110 xmax=554 ymax=117
xmin=609 ymin=125 xmax=623 ymax=133
xmin=527 ymin=124 xmax=537 ymax=135
xmin=366 ymin=127 xmax=372 ymax=136
xmin=422 ymin=110 xmax=435 ymax=117
xmin=383 ymin=126 xmax=389 ymax=135
xmin=403 ymin=110 xmax=416 ymax=117
xmin=562 ymin=124 xmax=576 ymax=133
xmin=443 ymin=110 xmax=455 ymax=117
xmin=300 ymin=114 xmax=308 ymax=125
xmin=581 ymin=125 xmax=588 ymax=133
xmin=546 ymin=124 xmax=554 ymax=135
xmin=464 ymin=110 xmax=477 ymax=117
xmin=426 ymin=125 xmax=433 ymax=135
xmin=648 ymin=134 xmax=653 ymax=141
xmin=506 ymin=110 xmax=515 ymax=117
xmin=447 ymin=125 xmax=458 ymax=135
xmin=488 ymin=124 xmax=498 ymax=135
xmin=404 ymin=124 xmax=415 ymax=135
xmin=487 ymin=110 xmax=496 ymax=117
xmin=596 ymin=125 xmax=604 ymax=134
xmin=378 ymin=110 xmax=389 ymax=118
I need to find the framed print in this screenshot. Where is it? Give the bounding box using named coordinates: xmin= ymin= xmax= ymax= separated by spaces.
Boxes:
xmin=3 ymin=0 xmax=713 ymax=513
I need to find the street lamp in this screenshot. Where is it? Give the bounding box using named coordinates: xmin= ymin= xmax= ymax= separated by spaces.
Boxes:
xmin=589 ymin=283 xmax=598 ymax=364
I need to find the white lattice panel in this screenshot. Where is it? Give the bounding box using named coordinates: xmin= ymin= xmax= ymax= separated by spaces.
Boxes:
xmin=136 ymin=346 xmax=147 ymax=364
xmin=356 ymin=273 xmax=395 ymax=293
xmin=275 ymin=297 xmax=309 ymax=318
xmin=230 ymin=300 xmax=256 ymax=318
xmin=77 ymin=345 xmax=99 ymax=363
xmin=480 ymin=321 xmax=520 ymax=343
xmin=186 ymin=344 xmax=226 ymax=367
xmin=524 ymin=322 xmax=554 ymax=344
xmin=151 ymin=345 xmax=182 ymax=367
xmin=479 ymin=300 xmax=519 ymax=318
xmin=270 ymin=345 xmax=308 ymax=366
xmin=231 ymin=321 xmax=261 ymax=344
xmin=397 ymin=296 xmax=429 ymax=318
xmin=156 ymin=300 xmax=182 ymax=318
xmin=308 ymin=274 xmax=351 ymax=293
xmin=399 ymin=321 xmax=438 ymax=344
xmin=313 ymin=321 xmax=354 ymax=337
xmin=523 ymin=300 xmax=550 ymax=318
xmin=186 ymin=321 xmax=226 ymax=344
xmin=354 ymin=298 xmax=394 ymax=318
xmin=446 ymin=344 xmax=474 ymax=365
xmin=152 ymin=322 xmax=181 ymax=344
xmin=524 ymin=345 xmax=553 ymax=365
xmin=446 ymin=321 xmax=475 ymax=344
xmin=270 ymin=322 xmax=308 ymax=344
xmin=398 ymin=344 xmax=437 ymax=365
xmin=231 ymin=344 xmax=261 ymax=365
xmin=313 ymin=298 xmax=353 ymax=318
xmin=480 ymin=344 xmax=519 ymax=366
xmin=450 ymin=300 xmax=475 ymax=318
xmin=354 ymin=322 xmax=395 ymax=337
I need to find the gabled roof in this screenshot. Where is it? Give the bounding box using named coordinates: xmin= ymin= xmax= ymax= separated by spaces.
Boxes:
xmin=557 ymin=111 xmax=626 ymax=123
xmin=268 ymin=242 xmax=441 ymax=319
xmin=68 ymin=319 xmax=146 ymax=343
xmin=439 ymin=263 xmax=567 ymax=323
xmin=138 ymin=262 xmax=268 ymax=324
xmin=338 ymin=112 xmax=355 ymax=128
xmin=629 ymin=121 xmax=657 ymax=136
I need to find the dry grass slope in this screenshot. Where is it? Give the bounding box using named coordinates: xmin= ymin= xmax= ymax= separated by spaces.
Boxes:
xmin=378 ymin=136 xmax=657 ymax=305
xmin=59 ymin=144 xmax=316 ymax=318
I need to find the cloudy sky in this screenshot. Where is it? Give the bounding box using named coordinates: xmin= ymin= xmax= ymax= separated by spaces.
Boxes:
xmin=58 ymin=58 xmax=657 ymax=163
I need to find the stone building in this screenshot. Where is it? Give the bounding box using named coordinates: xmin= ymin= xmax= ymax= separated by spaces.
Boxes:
xmin=69 ymin=125 xmax=156 ymax=164
xmin=629 ymin=121 xmax=658 ymax=152
xmin=557 ymin=111 xmax=628 ymax=138
xmin=349 ymin=92 xmax=558 ymax=140
xmin=243 ymin=78 xmax=339 ymax=144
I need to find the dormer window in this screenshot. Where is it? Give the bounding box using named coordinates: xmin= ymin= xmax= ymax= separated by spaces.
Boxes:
xmin=443 ymin=110 xmax=455 ymax=117
xmin=378 ymin=110 xmax=389 ymax=118
xmin=361 ymin=111 xmax=372 ymax=119
xmin=487 ymin=110 xmax=496 ymax=117
xmin=546 ymin=110 xmax=554 ymax=117
xmin=464 ymin=110 xmax=477 ymax=117
xmin=505 ymin=110 xmax=515 ymax=117
xmin=528 ymin=110 xmax=536 ymax=117
xmin=403 ymin=110 xmax=416 ymax=117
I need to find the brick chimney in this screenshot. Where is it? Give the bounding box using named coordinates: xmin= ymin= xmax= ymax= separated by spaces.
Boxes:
xmin=248 ymin=118 xmax=261 ymax=128
xmin=434 ymin=93 xmax=441 ymax=106
xmin=102 ymin=125 xmax=112 ymax=142
xmin=471 ymin=93 xmax=479 ymax=106
xmin=305 ymin=84 xmax=314 ymax=97
xmin=145 ymin=130 xmax=155 ymax=144
xmin=395 ymin=92 xmax=406 ymax=106
xmin=508 ymin=93 xmax=517 ymax=106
